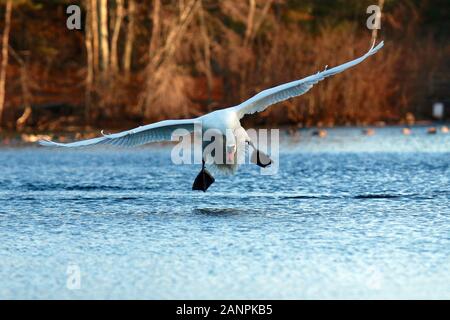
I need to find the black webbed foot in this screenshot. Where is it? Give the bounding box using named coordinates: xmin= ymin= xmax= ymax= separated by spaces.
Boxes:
xmin=251 ymin=150 xmax=272 ymax=168
xmin=192 ymin=169 xmax=215 ymax=192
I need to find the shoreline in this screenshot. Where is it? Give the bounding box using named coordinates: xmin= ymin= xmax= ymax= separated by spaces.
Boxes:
xmin=1 ymin=123 xmax=449 ymax=147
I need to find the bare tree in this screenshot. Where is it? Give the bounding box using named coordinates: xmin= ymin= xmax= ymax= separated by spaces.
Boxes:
xmin=238 ymin=0 xmax=273 ymax=98
xmin=0 ymin=0 xmax=12 ymax=126
xmin=251 ymin=0 xmax=273 ymax=43
xmin=90 ymin=0 xmax=100 ymax=74
xmin=148 ymin=0 xmax=161 ymax=57
xmin=149 ymin=0 xmax=198 ymax=69
xmin=140 ymin=0 xmax=200 ymax=120
xmin=244 ymin=0 xmax=256 ymax=47
xmin=98 ymin=0 xmax=110 ymax=73
xmin=85 ymin=0 xmax=94 ymax=122
xmin=198 ymin=1 xmax=213 ymax=104
xmin=9 ymin=47 xmax=32 ymax=130
xmin=123 ymin=0 xmax=135 ymax=75
xmin=110 ymin=0 xmax=124 ymax=74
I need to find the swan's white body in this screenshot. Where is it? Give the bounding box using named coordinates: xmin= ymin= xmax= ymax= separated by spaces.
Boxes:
xmin=40 ymin=41 xmax=384 ymax=175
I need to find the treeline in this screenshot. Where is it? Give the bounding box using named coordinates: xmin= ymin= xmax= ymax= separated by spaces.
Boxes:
xmin=0 ymin=0 xmax=449 ymax=132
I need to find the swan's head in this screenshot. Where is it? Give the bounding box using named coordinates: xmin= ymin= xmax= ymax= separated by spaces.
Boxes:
xmin=226 ymin=144 xmax=236 ymax=162
xmin=225 ymin=130 xmax=237 ymax=163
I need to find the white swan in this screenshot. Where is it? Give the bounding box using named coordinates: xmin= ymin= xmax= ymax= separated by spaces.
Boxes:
xmin=39 ymin=41 xmax=384 ymax=191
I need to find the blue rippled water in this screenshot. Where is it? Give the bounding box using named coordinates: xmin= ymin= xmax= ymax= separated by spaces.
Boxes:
xmin=0 ymin=126 xmax=449 ymax=299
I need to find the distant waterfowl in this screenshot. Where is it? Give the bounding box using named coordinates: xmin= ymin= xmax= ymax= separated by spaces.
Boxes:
xmin=441 ymin=126 xmax=449 ymax=134
xmin=39 ymin=41 xmax=384 ymax=191
xmin=402 ymin=128 xmax=412 ymax=135
xmin=362 ymin=128 xmax=375 ymax=136
xmin=427 ymin=127 xmax=437 ymax=134
xmin=312 ymin=129 xmax=328 ymax=138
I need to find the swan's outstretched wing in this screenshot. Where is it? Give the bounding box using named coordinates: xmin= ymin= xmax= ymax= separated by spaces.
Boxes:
xmin=38 ymin=119 xmax=199 ymax=148
xmin=233 ymin=41 xmax=384 ymax=119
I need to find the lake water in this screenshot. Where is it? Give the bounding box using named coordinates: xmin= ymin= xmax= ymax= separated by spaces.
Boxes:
xmin=1 ymin=126 xmax=449 ymax=299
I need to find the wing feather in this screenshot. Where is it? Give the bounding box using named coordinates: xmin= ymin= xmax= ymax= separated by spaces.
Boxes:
xmin=234 ymin=41 xmax=384 ymax=118
xmin=38 ymin=119 xmax=199 ymax=148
